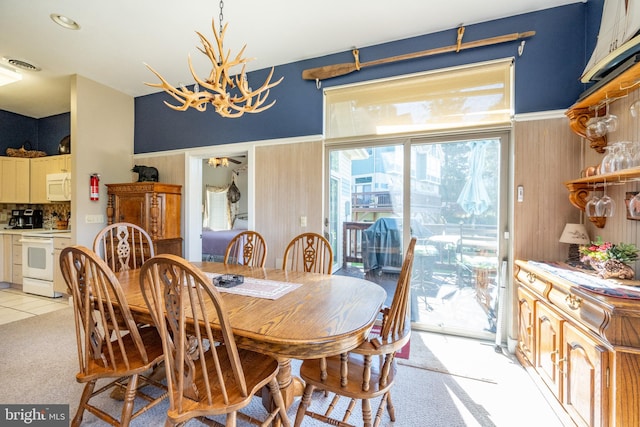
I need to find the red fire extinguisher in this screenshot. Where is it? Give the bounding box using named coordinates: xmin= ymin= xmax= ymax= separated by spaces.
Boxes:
xmin=90 ymin=173 xmax=100 ymax=201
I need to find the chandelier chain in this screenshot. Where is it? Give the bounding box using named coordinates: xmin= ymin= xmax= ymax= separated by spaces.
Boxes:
xmin=219 ymin=0 xmax=224 ymax=39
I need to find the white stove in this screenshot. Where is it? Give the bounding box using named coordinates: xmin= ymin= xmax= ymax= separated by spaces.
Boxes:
xmin=20 ymin=230 xmax=70 ymax=298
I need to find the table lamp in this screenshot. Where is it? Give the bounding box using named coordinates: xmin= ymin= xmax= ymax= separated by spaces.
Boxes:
xmin=559 ymin=223 xmax=590 ymax=266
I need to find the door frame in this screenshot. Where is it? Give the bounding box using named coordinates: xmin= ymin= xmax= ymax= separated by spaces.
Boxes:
xmin=324 ymin=129 xmax=512 ymax=341
xmin=184 ymin=143 xmax=255 ymax=262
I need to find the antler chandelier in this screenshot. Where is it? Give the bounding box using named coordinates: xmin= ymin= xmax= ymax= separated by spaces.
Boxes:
xmin=144 ymin=2 xmax=283 ymax=118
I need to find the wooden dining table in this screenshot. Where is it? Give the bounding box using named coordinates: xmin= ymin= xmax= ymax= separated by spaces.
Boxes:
xmin=114 ymin=261 xmax=387 ymax=408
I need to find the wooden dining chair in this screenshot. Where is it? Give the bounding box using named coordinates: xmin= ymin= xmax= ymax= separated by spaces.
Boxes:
xmin=93 ymin=222 xmax=154 ymax=273
xmin=294 ymin=237 xmax=417 ymax=427
xmin=59 ymin=245 xmax=167 ymax=427
xmin=139 ymin=254 xmax=291 ymax=427
xmin=282 ymin=232 xmax=333 ymax=274
xmin=224 ymin=230 xmax=268 ymax=267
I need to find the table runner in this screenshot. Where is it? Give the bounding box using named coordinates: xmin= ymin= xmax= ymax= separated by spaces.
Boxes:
xmin=204 ymin=272 xmax=301 ymax=300
xmin=527 ymin=261 xmax=640 ymax=300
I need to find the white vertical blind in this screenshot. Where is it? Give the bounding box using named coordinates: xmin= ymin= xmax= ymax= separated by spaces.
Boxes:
xmin=324 ymin=59 xmax=513 ymax=139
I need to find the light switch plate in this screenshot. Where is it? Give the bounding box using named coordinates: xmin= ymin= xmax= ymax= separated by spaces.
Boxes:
xmin=85 ymin=214 xmax=105 ymax=224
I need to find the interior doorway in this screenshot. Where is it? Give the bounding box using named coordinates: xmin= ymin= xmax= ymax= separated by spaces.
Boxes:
xmin=184 ymin=145 xmax=254 ymax=262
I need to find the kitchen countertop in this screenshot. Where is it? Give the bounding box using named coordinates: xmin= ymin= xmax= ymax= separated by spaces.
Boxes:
xmin=0 ymin=228 xmax=71 ymax=237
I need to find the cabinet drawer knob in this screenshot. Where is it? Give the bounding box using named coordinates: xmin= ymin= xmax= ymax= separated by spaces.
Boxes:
xmin=565 ymin=294 xmax=582 ymax=310
xmin=526 ymin=272 xmax=536 ymax=284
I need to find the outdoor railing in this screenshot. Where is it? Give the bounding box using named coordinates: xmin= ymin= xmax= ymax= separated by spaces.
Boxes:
xmin=342 ymin=222 xmax=371 ymax=269
xmin=341 ymin=221 xmax=497 ymax=269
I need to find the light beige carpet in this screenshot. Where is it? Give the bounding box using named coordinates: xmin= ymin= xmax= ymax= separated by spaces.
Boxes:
xmin=0 ymin=305 xmax=566 ymax=426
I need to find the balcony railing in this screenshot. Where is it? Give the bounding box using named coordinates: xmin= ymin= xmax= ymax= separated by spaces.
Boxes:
xmin=351 ymin=191 xmax=393 ymax=211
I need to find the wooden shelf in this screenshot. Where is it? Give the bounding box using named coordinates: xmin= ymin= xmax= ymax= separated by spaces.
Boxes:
xmin=564 ymin=167 xmax=640 ymax=228
xmin=565 ymin=59 xmax=640 ymax=153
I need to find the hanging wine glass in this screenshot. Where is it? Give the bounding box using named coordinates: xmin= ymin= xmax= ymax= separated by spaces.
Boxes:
xmin=613 ymin=141 xmax=632 ymax=171
xmin=585 ymin=192 xmax=600 ymax=217
xmin=602 ymin=102 xmax=618 ymax=133
xmin=596 ymin=182 xmax=615 ymax=217
xmin=629 ymin=141 xmax=640 ymax=168
xmin=630 ymin=100 xmax=640 ymax=118
xmin=600 ymin=145 xmax=616 ymax=173
xmin=586 ymin=106 xmax=607 ymax=139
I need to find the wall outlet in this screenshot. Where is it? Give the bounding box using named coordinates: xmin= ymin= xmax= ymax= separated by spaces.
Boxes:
xmin=300 ymin=216 xmax=307 ymax=227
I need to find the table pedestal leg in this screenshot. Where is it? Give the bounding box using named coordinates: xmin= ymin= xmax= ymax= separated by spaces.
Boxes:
xmin=263 ymin=358 xmax=305 ymax=410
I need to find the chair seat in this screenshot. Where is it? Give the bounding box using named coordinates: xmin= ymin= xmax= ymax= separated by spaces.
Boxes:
xmin=77 ymin=326 xmax=165 ymax=381
xmin=168 ymin=347 xmax=280 ymax=420
xmin=299 ymin=353 xmax=397 ymax=400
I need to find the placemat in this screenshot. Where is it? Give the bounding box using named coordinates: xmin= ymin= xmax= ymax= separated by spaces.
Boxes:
xmin=527 ymin=261 xmax=640 ymax=300
xmin=204 ymin=272 xmax=301 ymax=300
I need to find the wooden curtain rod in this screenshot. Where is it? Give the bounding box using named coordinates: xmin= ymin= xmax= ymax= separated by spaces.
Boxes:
xmin=302 ymin=30 xmax=535 ymax=82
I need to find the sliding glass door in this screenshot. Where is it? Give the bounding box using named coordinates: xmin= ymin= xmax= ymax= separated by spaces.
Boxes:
xmin=327 ymin=131 xmax=508 ymax=339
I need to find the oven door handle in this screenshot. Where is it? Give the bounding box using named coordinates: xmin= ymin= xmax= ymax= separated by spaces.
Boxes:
xmin=19 ymin=238 xmax=53 ymax=244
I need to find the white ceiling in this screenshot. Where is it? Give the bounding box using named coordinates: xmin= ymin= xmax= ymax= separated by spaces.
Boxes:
xmin=0 ymin=0 xmax=582 ymax=119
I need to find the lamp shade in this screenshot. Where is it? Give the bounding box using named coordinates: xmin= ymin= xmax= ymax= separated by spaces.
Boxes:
xmin=559 ymin=223 xmax=590 ymax=245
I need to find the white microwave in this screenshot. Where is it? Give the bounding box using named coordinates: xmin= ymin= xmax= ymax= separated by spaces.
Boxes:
xmin=46 ymin=172 xmax=72 ymax=201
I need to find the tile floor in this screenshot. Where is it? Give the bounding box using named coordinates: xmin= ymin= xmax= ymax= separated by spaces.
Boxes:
xmin=0 ymin=286 xmax=69 ymax=325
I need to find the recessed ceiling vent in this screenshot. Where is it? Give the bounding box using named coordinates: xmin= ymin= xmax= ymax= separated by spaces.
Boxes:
xmin=2 ymin=58 xmax=41 ymax=72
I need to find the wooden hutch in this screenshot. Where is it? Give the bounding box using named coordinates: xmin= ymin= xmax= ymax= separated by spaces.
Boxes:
xmin=106 ymin=182 xmax=182 ymax=256
xmin=515 ymin=260 xmax=640 ymax=427
xmin=516 ymin=58 xmax=640 ymax=426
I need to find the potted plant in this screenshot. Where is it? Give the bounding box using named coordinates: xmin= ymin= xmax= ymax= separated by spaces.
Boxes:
xmin=579 ymin=236 xmax=639 ymax=279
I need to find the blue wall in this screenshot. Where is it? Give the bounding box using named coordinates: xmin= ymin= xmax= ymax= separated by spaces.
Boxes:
xmin=134 ymin=4 xmax=593 ymax=154
xmin=0 ymin=3 xmax=604 ymax=156
xmin=0 ymin=110 xmax=38 ymax=154
xmin=0 ymin=111 xmax=69 ymax=156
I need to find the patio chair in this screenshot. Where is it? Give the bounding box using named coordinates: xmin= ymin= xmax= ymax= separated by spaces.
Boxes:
xmin=282 ymin=232 xmax=333 ymax=274
xmin=139 ymin=254 xmax=290 ymax=427
xmin=59 ymin=245 xmax=167 ymax=427
xmin=223 ymin=230 xmax=268 ymax=267
xmin=93 ymin=222 xmax=154 ymax=273
xmin=294 ymin=237 xmax=416 ymax=427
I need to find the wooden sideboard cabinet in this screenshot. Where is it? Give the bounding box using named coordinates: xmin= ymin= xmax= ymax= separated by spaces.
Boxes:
xmin=106 ymin=182 xmax=182 ymax=256
xmin=515 ymin=260 xmax=640 ymax=427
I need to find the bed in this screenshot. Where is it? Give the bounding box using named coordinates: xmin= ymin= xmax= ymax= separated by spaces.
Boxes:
xmin=202 ymin=218 xmax=248 ymax=262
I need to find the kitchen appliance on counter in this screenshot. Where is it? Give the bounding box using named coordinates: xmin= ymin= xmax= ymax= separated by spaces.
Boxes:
xmin=7 ymin=209 xmax=43 ymax=229
xmin=8 ymin=209 xmax=25 ymax=228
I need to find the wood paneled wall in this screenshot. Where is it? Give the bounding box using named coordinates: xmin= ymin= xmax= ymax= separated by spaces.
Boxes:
xmin=131 ymin=153 xmax=186 ymax=188
xmin=513 ymin=117 xmax=582 ymax=262
xmin=255 ymin=140 xmax=323 ymax=269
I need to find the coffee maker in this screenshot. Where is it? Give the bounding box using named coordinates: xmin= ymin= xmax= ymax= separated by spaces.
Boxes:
xmin=23 ymin=209 xmax=43 ymax=229
xmin=8 ymin=209 xmax=25 ymax=229
xmin=7 ymin=209 xmax=43 ymax=229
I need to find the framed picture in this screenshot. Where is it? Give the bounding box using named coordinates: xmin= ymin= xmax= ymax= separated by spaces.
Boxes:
xmin=625 ymin=192 xmax=640 ymax=220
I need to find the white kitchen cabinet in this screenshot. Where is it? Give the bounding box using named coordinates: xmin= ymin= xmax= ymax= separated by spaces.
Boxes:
xmin=30 ymin=154 xmax=71 ymax=203
xmin=0 ymin=235 xmax=11 ymax=283
xmin=53 ymin=235 xmax=72 ymax=295
xmin=0 ymin=157 xmax=30 ymax=203
xmin=11 ymin=235 xmax=22 ymax=285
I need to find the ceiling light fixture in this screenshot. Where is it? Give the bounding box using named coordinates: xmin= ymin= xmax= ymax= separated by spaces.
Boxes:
xmin=50 ymin=13 xmax=81 ymax=30
xmin=0 ymin=65 xmax=22 ymax=87
xmin=208 ymin=157 xmax=230 ymax=168
xmin=145 ymin=1 xmax=283 ymax=118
